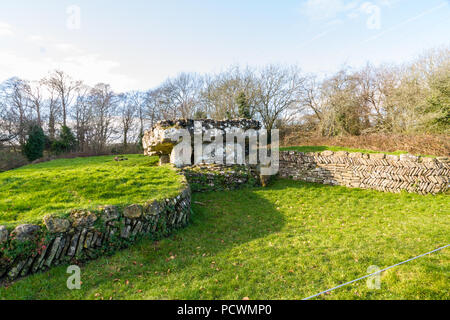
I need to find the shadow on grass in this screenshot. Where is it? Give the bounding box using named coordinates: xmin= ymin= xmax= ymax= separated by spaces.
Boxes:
xmin=0 ymin=187 xmax=285 ymax=299
xmin=2 ymin=179 xmax=448 ymax=300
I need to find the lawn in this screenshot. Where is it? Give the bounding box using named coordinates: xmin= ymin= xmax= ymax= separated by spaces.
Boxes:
xmin=1 ymin=179 xmax=448 ymax=300
xmin=0 ymin=155 xmax=185 ymax=227
xmin=279 ymin=145 xmax=435 ymax=157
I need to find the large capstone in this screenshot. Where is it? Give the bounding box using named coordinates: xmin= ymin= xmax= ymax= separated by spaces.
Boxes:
xmin=143 ymin=119 xmax=261 ymax=167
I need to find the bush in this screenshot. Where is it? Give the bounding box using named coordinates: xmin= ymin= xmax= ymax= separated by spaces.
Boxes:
xmin=22 ymin=125 xmax=45 ymax=161
xmin=193 ymin=110 xmax=208 ymax=120
xmin=51 ymin=126 xmax=77 ymax=154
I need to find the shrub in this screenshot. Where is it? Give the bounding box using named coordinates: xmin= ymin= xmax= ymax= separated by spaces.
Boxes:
xmin=193 ymin=110 xmax=208 ymax=120
xmin=22 ymin=125 xmax=45 ymax=161
xmin=51 ymin=126 xmax=77 ymax=154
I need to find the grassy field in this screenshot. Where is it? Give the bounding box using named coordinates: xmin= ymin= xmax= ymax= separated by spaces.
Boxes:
xmin=1 ymin=179 xmax=448 ymax=300
xmin=279 ymin=145 xmax=436 ymax=157
xmin=0 ymin=155 xmax=184 ymax=227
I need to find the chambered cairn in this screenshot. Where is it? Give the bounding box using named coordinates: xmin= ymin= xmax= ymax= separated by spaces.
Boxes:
xmin=142 ymin=119 xmax=270 ymax=191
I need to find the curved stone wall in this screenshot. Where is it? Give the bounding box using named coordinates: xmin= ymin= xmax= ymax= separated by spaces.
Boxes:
xmin=0 ymin=183 xmax=191 ymax=282
xmin=280 ymin=151 xmax=449 ymax=194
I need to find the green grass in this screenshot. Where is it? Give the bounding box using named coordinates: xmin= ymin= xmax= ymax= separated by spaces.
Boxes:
xmin=0 ymin=155 xmax=184 ymax=227
xmin=1 ymin=179 xmax=448 ymax=300
xmin=280 ymin=145 xmax=435 ymax=157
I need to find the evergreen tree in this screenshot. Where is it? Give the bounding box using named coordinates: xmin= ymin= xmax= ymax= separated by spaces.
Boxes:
xmin=137 ymin=132 xmax=144 ymax=152
xmin=51 ymin=126 xmax=77 ymax=154
xmin=237 ymin=92 xmax=251 ymax=119
xmin=22 ymin=124 xmax=45 ymax=161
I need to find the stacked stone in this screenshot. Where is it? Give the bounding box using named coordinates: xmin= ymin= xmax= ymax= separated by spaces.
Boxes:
xmin=146 ymin=119 xmax=261 ymax=132
xmin=279 ymin=151 xmax=449 ymax=195
xmin=180 ymin=164 xmax=260 ymax=192
xmin=0 ymin=186 xmax=191 ymax=281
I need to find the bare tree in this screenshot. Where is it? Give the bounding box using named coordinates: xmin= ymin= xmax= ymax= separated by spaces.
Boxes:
xmin=129 ymin=91 xmax=147 ymax=139
xmin=202 ymin=66 xmax=258 ymax=120
xmin=117 ymin=93 xmax=137 ymax=148
xmin=0 ymin=98 xmax=16 ymax=144
xmin=254 ymin=65 xmax=305 ymax=132
xmin=72 ymin=84 xmax=92 ymax=151
xmin=144 ymin=89 xmax=163 ymax=129
xmin=0 ymin=77 xmax=32 ymax=145
xmin=299 ymin=75 xmax=323 ymax=121
xmin=24 ymin=80 xmax=44 ymax=127
xmin=42 ymin=84 xmax=61 ymax=140
xmin=156 ymin=73 xmax=204 ymax=119
xmin=45 ymin=70 xmax=81 ymax=127
xmin=151 ymin=86 xmax=175 ymax=120
xmin=89 ymin=83 xmax=117 ymax=152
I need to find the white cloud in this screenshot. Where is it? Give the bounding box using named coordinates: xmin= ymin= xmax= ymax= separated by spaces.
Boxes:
xmin=57 ymin=54 xmax=137 ymax=91
xmin=0 ymin=51 xmax=49 ymax=81
xmin=0 ymin=22 xmax=14 ymax=37
xmin=0 ymin=33 xmax=138 ymax=92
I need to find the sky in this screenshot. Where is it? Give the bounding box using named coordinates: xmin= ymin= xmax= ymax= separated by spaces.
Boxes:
xmin=0 ymin=0 xmax=449 ymax=92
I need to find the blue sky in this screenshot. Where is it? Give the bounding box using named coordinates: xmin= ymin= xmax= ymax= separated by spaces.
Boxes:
xmin=0 ymin=0 xmax=449 ymax=91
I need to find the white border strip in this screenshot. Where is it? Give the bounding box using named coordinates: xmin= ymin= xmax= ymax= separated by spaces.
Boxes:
xmin=303 ymin=244 xmax=450 ymax=300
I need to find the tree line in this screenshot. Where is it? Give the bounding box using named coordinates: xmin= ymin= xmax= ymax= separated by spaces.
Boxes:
xmin=0 ymin=47 xmax=448 ymax=160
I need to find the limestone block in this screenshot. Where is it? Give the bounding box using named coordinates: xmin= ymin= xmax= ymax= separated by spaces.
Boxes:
xmin=123 ymin=204 xmax=143 ymax=219
xmin=13 ymin=224 xmax=40 ymax=242
xmin=43 ymin=215 xmax=71 ymax=233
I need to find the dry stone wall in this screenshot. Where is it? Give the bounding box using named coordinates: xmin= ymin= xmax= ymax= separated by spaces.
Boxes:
xmin=0 ymin=183 xmax=191 ymax=282
xmin=280 ymin=151 xmax=449 ymax=195
xmin=180 ymin=164 xmax=260 ymax=192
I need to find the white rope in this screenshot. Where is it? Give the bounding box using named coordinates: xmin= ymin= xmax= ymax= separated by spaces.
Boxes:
xmin=303 ymin=244 xmax=450 ymax=300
